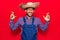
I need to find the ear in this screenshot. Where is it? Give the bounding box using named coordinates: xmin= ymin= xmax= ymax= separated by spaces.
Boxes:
xmin=25 ymin=10 xmax=27 ymax=12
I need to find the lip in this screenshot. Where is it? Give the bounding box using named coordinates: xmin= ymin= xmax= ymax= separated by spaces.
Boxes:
xmin=28 ymin=12 xmax=32 ymax=13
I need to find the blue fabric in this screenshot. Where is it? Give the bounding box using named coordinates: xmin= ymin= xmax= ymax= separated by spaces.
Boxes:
xmin=9 ymin=16 xmax=49 ymax=40
xmin=9 ymin=17 xmax=49 ymax=31
xmin=21 ymin=17 xmax=37 ymax=40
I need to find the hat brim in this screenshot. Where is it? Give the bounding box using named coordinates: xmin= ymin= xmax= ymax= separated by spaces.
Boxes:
xmin=19 ymin=2 xmax=40 ymax=9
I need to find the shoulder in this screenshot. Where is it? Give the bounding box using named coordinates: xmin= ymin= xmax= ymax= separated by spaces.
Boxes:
xmin=34 ymin=17 xmax=40 ymax=21
xmin=17 ymin=17 xmax=24 ymax=21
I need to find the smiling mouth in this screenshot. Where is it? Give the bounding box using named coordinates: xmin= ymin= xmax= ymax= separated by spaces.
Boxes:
xmin=28 ymin=12 xmax=33 ymax=13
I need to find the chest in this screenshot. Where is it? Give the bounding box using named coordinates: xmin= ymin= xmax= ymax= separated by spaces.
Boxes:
xmin=20 ymin=20 xmax=38 ymax=27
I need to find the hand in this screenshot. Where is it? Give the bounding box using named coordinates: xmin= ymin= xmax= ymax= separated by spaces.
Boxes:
xmin=43 ymin=12 xmax=50 ymax=22
xmin=10 ymin=11 xmax=16 ymax=20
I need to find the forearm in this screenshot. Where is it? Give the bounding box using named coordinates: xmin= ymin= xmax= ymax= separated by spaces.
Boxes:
xmin=9 ymin=20 xmax=18 ymax=31
xmin=39 ymin=21 xmax=49 ymax=31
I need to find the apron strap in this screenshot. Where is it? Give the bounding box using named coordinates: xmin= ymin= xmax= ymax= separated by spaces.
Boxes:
xmin=23 ymin=17 xmax=26 ymax=24
xmin=32 ymin=17 xmax=34 ymax=24
xmin=23 ymin=16 xmax=34 ymax=24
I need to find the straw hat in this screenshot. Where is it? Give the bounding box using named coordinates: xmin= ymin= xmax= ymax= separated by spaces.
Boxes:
xmin=19 ymin=2 xmax=40 ymax=9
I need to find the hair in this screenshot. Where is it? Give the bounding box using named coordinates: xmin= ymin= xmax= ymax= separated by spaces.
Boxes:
xmin=25 ymin=7 xmax=35 ymax=10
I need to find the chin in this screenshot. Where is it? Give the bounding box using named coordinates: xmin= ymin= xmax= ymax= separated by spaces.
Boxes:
xmin=27 ymin=14 xmax=33 ymax=17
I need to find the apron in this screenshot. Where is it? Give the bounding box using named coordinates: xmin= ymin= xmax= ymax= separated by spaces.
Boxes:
xmin=21 ymin=17 xmax=37 ymax=40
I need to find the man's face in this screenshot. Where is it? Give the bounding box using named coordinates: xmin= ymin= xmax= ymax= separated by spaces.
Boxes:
xmin=25 ymin=8 xmax=34 ymax=17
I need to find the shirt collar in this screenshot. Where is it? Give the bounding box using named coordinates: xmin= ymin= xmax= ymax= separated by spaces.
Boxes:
xmin=25 ymin=15 xmax=34 ymax=20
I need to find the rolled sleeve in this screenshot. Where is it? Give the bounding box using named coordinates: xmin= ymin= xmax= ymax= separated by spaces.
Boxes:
xmin=9 ymin=18 xmax=21 ymax=31
xmin=37 ymin=18 xmax=49 ymax=31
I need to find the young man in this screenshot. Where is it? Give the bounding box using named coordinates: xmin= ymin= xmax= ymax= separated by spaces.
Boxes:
xmin=9 ymin=2 xmax=50 ymax=40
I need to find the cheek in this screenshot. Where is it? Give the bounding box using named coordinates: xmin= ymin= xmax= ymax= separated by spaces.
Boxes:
xmin=26 ymin=10 xmax=29 ymax=13
xmin=32 ymin=11 xmax=34 ymax=13
xmin=27 ymin=10 xmax=34 ymax=13
xmin=31 ymin=10 xmax=34 ymax=13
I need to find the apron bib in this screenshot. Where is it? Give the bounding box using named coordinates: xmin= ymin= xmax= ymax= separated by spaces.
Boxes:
xmin=21 ymin=17 xmax=37 ymax=40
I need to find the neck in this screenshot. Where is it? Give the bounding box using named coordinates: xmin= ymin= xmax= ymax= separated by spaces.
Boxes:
xmin=26 ymin=15 xmax=32 ymax=20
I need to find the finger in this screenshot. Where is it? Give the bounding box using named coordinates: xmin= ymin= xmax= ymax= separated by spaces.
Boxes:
xmin=10 ymin=12 xmax=14 ymax=16
xmin=48 ymin=15 xmax=50 ymax=19
xmin=47 ymin=15 xmax=50 ymax=19
xmin=46 ymin=15 xmax=50 ymax=18
xmin=11 ymin=11 xmax=14 ymax=15
xmin=10 ymin=14 xmax=15 ymax=17
xmin=13 ymin=16 xmax=16 ymax=19
xmin=46 ymin=12 xmax=50 ymax=17
xmin=10 ymin=13 xmax=14 ymax=16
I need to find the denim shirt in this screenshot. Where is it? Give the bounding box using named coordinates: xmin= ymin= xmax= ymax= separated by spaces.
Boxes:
xmin=9 ymin=16 xmax=49 ymax=31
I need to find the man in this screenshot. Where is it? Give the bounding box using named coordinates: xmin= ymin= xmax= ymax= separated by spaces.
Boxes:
xmin=9 ymin=2 xmax=50 ymax=40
